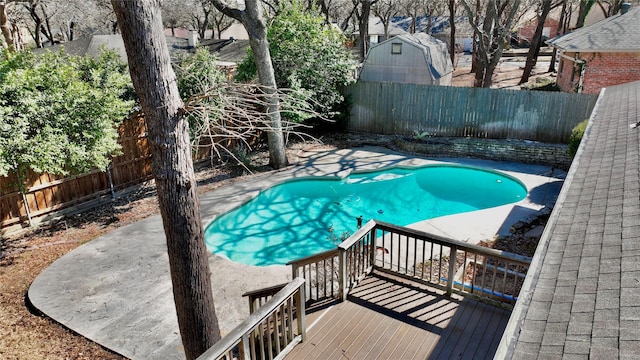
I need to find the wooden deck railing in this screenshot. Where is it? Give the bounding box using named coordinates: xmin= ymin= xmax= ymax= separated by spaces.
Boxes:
xmin=201 ymin=220 xmax=531 ymax=359
xmin=197 ymin=278 xmax=306 ymax=360
xmin=242 ymin=283 xmax=288 ymax=315
xmin=371 ymin=221 xmax=531 ymax=307
xmin=287 ymin=220 xmax=531 ymax=308
xmin=288 ymin=249 xmax=339 ymax=303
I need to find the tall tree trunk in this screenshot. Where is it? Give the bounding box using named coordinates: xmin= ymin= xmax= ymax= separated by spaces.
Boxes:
xmin=548 ymin=0 xmax=567 ymax=72
xmin=475 ymin=0 xmax=495 ymax=87
xmin=317 ymin=0 xmax=330 ymax=23
xmin=465 ymin=0 xmax=521 ymax=87
xmin=576 ymin=0 xmax=595 ymax=29
xmin=448 ymin=0 xmax=456 ymax=66
xmin=0 ymin=2 xmax=14 ymax=52
xmin=356 ymin=0 xmax=372 ymax=62
xmin=244 ymin=0 xmax=287 ymax=168
xmin=39 ymin=3 xmax=54 ymax=45
xmin=520 ymin=0 xmax=552 ymax=84
xmin=470 ymin=0 xmax=481 ymax=74
xmin=211 ymin=0 xmax=288 ymax=169
xmin=482 ymin=0 xmax=521 ymax=88
xmin=110 ymin=2 xmax=221 ymax=359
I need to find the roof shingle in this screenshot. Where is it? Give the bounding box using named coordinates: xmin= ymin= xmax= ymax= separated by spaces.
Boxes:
xmin=547 ymin=6 xmax=640 ymax=52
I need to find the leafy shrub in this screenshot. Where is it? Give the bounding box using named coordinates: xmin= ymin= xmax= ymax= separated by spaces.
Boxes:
xmin=568 ymin=119 xmax=589 ymax=157
xmin=0 ymin=49 xmax=134 ymax=186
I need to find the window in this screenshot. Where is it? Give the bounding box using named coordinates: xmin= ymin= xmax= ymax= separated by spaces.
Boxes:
xmin=391 ymin=43 xmax=402 ymax=54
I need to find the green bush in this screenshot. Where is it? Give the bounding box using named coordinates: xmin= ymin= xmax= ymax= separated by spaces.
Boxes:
xmin=568 ymin=119 xmax=589 ymax=157
xmin=0 ymin=48 xmax=134 ymax=186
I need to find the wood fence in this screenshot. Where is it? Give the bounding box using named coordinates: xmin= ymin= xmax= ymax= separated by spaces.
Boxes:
xmin=1 ymin=111 xmax=258 ymax=234
xmin=1 ymin=114 xmax=154 ymax=234
xmin=346 ymin=81 xmax=598 ymax=143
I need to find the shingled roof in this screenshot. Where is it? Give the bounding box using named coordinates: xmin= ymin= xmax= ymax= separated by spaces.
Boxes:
xmin=497 ymin=79 xmax=640 ymax=358
xmin=547 ymin=6 xmax=640 ymax=52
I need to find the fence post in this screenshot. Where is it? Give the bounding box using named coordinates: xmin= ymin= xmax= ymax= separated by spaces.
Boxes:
xmin=447 ymin=245 xmax=457 ymax=296
xmin=107 ymin=165 xmax=116 ymax=198
xmin=20 ymin=190 xmax=32 ymax=227
xmin=339 ymin=247 xmax=347 ymax=302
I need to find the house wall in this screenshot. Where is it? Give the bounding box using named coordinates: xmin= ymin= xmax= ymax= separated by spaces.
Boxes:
xmin=557 ymin=51 xmax=640 ymax=94
xmin=556 ymin=55 xmax=577 ymax=92
xmin=582 ymin=52 xmax=640 ymax=94
xmin=359 ymin=40 xmax=434 ymax=85
xmin=518 ymin=18 xmax=560 ymax=44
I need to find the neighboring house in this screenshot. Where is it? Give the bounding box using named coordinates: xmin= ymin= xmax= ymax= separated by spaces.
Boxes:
xmin=200 ymin=38 xmax=250 ymax=64
xmin=516 ymin=4 xmax=607 ymax=46
xmin=164 ymin=24 xmax=249 ymax=41
xmin=367 ymin=16 xmax=408 ymax=45
xmin=31 ymin=34 xmax=129 ymax=62
xmin=547 ymin=5 xmax=640 ymax=94
xmin=517 ymin=17 xmax=559 ymax=45
xmin=358 ymin=33 xmax=453 ymax=85
xmin=199 ymin=38 xmax=251 ymax=78
xmin=220 ymin=23 xmax=249 ymax=40
xmin=31 ymin=34 xmax=197 ymax=62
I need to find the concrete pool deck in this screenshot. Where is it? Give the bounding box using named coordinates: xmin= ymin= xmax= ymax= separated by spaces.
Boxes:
xmin=28 ymin=146 xmax=564 ymax=359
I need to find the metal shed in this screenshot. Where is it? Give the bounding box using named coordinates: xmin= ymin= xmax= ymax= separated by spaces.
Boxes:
xmin=358 ymin=33 xmax=453 ymax=85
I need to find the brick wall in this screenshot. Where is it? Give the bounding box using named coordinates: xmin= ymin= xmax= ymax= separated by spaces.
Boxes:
xmin=556 ymin=55 xmax=576 ymax=92
xmin=518 ymin=18 xmax=559 ymax=44
xmin=556 ymin=51 xmax=640 ymax=94
xmin=392 ymin=137 xmax=572 ymax=170
xmin=581 ymin=52 xmax=640 ymax=94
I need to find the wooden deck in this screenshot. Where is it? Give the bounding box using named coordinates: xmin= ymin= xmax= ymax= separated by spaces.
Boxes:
xmin=286 ymin=271 xmax=511 ymax=360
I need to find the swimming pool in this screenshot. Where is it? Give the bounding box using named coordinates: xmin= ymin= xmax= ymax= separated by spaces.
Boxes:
xmin=204 ymin=165 xmax=527 ymax=266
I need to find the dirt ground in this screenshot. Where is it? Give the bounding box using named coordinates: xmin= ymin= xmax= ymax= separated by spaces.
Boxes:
xmin=0 ymin=61 xmax=554 ymax=359
xmin=451 ymin=56 xmax=556 ymax=89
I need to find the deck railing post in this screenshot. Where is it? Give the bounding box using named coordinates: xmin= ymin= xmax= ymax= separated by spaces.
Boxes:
xmin=240 ymin=333 xmax=250 ymax=360
xmin=291 ymin=263 xmax=299 ymax=280
xmin=369 ymin=227 xmax=377 ymax=270
xmin=295 ymin=282 xmax=307 ymax=342
xmin=339 ymin=247 xmax=347 ymax=301
xmin=446 ymin=245 xmax=457 ymax=296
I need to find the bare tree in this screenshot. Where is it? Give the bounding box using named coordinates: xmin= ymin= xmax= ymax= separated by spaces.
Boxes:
xmin=354 ymin=0 xmax=377 ymax=61
xmin=195 ymin=0 xmax=214 ymax=39
xmin=373 ymin=0 xmax=400 ymax=40
xmin=210 ymin=0 xmax=288 ymax=168
xmin=462 ymin=0 xmax=522 ymax=87
xmin=317 ymin=0 xmax=356 ymax=31
xmin=519 ymin=0 xmax=556 ymax=84
xmin=400 ymin=0 xmax=447 ymax=34
xmin=110 ymin=1 xmax=221 ymax=359
xmin=3 ymin=0 xmax=116 ymax=48
xmin=21 ymin=0 xmax=55 ymax=47
xmin=448 ymin=0 xmax=456 ymax=64
xmin=162 ymin=0 xmax=192 ymax=36
xmin=575 ymin=0 xmax=596 ymax=28
xmin=211 ymin=8 xmax=234 ymax=39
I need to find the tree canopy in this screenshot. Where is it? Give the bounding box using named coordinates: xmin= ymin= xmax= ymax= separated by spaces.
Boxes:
xmin=236 ymin=0 xmax=355 ymax=121
xmin=0 ymin=49 xmax=134 ymax=184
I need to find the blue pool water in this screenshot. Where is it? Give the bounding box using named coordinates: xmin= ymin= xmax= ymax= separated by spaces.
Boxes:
xmin=205 ymin=165 xmax=527 ymax=266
